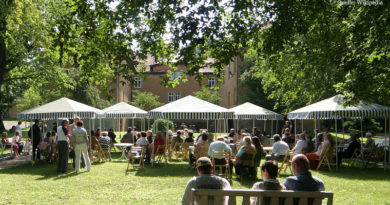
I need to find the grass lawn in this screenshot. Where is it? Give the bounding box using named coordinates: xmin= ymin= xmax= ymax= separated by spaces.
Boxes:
xmin=0 ymin=152 xmax=389 ymax=205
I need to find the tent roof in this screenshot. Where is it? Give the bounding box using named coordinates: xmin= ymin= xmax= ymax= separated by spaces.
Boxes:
xmin=149 ymin=95 xmax=233 ymax=120
xmin=288 ymin=95 xmax=390 ymax=120
xmin=103 ymin=102 xmax=148 ymax=118
xmin=229 ymin=102 xmax=284 ymax=120
xmin=17 ymin=97 xmax=104 ymax=120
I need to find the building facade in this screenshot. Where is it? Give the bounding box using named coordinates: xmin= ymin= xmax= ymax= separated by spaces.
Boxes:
xmin=114 ymin=55 xmax=242 ymax=109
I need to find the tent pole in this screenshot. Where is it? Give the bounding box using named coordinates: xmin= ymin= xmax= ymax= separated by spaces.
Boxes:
xmin=148 ymin=118 xmax=150 ymax=130
xmin=263 ymin=120 xmax=266 ymax=135
xmin=89 ymin=119 xmax=92 ymax=159
xmin=165 ymin=119 xmax=169 ymax=166
xmin=383 ymin=118 xmax=387 ymax=169
xmin=342 ymin=118 xmax=345 ymax=141
xmin=276 ymin=120 xmax=278 ymax=135
xmin=271 ymin=120 xmax=274 ymax=137
xmin=237 ymin=119 xmax=240 ymax=133
xmin=30 ymin=121 xmax=33 ymax=165
xmin=252 ymin=119 xmax=255 ymax=133
xmin=294 ymin=119 xmax=297 ymax=139
xmin=335 ymin=118 xmax=338 ymax=170
xmin=301 ymin=119 xmax=303 ymax=133
xmin=207 ymin=120 xmax=209 ymax=131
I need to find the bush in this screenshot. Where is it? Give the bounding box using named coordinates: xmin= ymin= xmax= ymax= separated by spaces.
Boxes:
xmin=151 ymin=119 xmax=174 ymax=132
xmin=343 ymin=118 xmax=382 ymax=135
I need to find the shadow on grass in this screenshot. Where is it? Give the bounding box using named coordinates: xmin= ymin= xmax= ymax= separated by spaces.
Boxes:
xmin=315 ymin=165 xmax=390 ymax=181
xmin=0 ymin=159 xmax=107 ymax=181
xmin=133 ymin=163 xmax=197 ymax=177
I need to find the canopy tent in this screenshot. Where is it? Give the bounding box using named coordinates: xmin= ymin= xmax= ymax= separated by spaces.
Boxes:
xmin=103 ymin=102 xmax=148 ymax=118
xmin=229 ymin=102 xmax=284 ymax=136
xmin=102 ymin=102 xmax=148 ymax=135
xmin=17 ymin=97 xmax=104 ymax=164
xmin=230 ymin=102 xmax=284 ymax=120
xmin=287 ymin=94 xmax=390 ymax=169
xmin=149 ymin=95 xmax=234 ymax=165
xmin=17 ymin=97 xmax=104 ymax=120
xmin=149 ymin=95 xmax=234 ymax=120
xmin=288 ymin=95 xmax=390 ymax=120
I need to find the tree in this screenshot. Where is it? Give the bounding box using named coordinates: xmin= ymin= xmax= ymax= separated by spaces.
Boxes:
xmin=0 ymin=0 xmax=56 ymax=131
xmin=130 ymin=91 xmax=162 ymax=111
xmin=194 ymin=87 xmax=222 ymax=105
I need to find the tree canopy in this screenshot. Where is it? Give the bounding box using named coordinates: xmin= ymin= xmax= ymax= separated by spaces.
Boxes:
xmin=1 ymin=0 xmax=389 ymax=131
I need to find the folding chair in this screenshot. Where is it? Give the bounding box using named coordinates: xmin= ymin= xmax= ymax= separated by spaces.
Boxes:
xmin=364 ymin=145 xmax=384 ymax=168
xmin=96 ymin=143 xmax=111 ymax=162
xmin=153 ymin=144 xmax=167 ymax=163
xmin=127 ymin=146 xmax=145 ymax=171
xmin=171 ymin=142 xmax=183 ymax=160
xmin=316 ymin=147 xmax=332 ymax=171
xmin=181 ymin=142 xmax=194 ymax=159
xmin=278 ymin=150 xmax=293 ymax=174
xmin=349 ymin=148 xmax=361 ymax=167
xmin=212 ymin=151 xmax=231 ymax=179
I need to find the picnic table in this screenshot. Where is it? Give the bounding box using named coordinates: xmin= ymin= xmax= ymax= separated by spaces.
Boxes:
xmin=114 ymin=143 xmax=133 ymax=161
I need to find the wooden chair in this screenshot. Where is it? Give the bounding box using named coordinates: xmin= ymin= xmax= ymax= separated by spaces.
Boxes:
xmin=127 ymin=146 xmax=145 ymax=171
xmin=171 ymin=142 xmax=183 ymax=160
xmin=153 ymin=144 xmax=167 ymax=163
xmin=278 ymin=150 xmax=293 ymax=174
xmin=349 ymin=148 xmax=361 ymax=167
xmin=364 ymin=145 xmax=384 ymax=168
xmin=181 ymin=141 xmax=194 ymax=159
xmin=1 ymin=138 xmax=14 ymax=156
xmin=212 ymin=151 xmax=231 ymax=179
xmin=316 ymin=147 xmax=332 ymax=171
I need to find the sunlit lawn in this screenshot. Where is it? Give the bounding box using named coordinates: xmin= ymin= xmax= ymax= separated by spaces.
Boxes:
xmin=0 ymin=151 xmax=390 ymax=205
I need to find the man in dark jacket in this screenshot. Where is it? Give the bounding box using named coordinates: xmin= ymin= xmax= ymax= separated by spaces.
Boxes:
xmin=29 ymin=119 xmax=42 ymax=161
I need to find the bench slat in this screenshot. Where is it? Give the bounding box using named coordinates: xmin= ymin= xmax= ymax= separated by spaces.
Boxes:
xmin=228 ymin=196 xmax=236 ymax=205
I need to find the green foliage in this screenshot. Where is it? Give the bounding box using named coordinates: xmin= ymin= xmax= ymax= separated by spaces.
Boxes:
xmin=151 ymin=119 xmax=174 ymax=132
xmin=343 ymin=119 xmax=383 ymax=135
xmin=194 ymin=87 xmax=222 ymax=105
xmin=130 ymin=91 xmax=163 ymax=111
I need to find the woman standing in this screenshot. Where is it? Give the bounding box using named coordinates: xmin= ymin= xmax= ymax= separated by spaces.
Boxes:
xmin=71 ymin=121 xmax=91 ymax=173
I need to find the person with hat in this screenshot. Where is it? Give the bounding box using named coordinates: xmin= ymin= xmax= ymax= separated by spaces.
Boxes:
xmin=181 ymin=157 xmax=231 ymax=205
xmin=265 ymin=134 xmax=289 ymax=162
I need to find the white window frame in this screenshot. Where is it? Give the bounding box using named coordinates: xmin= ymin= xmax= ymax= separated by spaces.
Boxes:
xmin=134 ymin=77 xmax=142 ymax=88
xmin=168 ymin=92 xmax=181 ymax=102
xmin=208 ymin=77 xmax=216 ymax=88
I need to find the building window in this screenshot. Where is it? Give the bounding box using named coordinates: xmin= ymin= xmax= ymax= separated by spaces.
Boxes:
xmin=208 ymin=77 xmax=216 ymax=88
xmin=134 ymin=77 xmax=142 ymax=88
xmin=169 ymin=71 xmax=181 ymax=81
xmin=168 ymin=92 xmax=181 ymax=102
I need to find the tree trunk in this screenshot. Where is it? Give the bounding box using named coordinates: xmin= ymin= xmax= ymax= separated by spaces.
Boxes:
xmin=0 ymin=112 xmax=6 ymax=132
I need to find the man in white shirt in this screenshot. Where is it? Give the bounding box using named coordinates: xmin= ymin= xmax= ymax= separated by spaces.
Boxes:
xmin=57 ymin=119 xmax=70 ymax=173
xmin=15 ymin=121 xmax=23 ymax=138
xmin=292 ymin=134 xmax=307 ymax=155
xmin=136 ymin=131 xmax=151 ymax=164
xmin=182 ymin=157 xmax=231 ymax=205
xmin=265 ymin=134 xmax=289 ymax=162
xmin=208 ymin=136 xmax=233 ymax=175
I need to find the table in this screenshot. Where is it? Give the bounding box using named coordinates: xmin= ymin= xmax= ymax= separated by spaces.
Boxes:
xmin=114 ymin=143 xmax=133 ymax=161
xmin=263 ymin=147 xmax=273 ymax=154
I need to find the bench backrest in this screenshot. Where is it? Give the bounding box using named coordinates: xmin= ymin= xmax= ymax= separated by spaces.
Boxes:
xmin=192 ymin=189 xmax=333 ymax=205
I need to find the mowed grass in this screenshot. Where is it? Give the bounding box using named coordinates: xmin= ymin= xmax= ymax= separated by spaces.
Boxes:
xmin=0 ymin=152 xmax=390 ymax=205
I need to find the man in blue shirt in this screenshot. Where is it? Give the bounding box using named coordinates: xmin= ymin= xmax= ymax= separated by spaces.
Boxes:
xmin=284 ymin=154 xmax=325 ymax=191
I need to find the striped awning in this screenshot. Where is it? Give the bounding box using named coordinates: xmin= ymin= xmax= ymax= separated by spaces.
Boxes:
xmin=229 ymin=102 xmax=284 ymax=120
xmin=149 ymin=95 xmax=234 ymax=120
xmin=288 ymin=95 xmax=390 ymax=120
xmin=103 ymin=102 xmax=148 ymax=119
xmin=17 ymin=97 xmax=104 ymax=120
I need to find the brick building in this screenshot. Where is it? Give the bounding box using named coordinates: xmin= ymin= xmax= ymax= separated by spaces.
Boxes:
xmin=114 ymin=55 xmax=242 ymax=109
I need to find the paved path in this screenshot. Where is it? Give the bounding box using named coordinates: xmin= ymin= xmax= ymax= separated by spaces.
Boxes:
xmin=0 ymin=155 xmax=31 ymax=170
xmin=3 ymin=121 xmax=29 ymax=130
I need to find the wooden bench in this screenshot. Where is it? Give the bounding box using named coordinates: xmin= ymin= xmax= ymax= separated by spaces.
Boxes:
xmin=1 ymin=138 xmax=14 ymax=156
xmin=192 ymin=189 xmax=333 ymax=205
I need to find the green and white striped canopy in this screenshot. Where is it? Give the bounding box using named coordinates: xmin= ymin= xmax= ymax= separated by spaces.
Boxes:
xmin=149 ymin=95 xmax=233 ymax=120
xmin=103 ymin=102 xmax=148 ymax=118
xmin=17 ymin=97 xmax=104 ymax=120
xmin=288 ymin=95 xmax=390 ymax=120
xmin=229 ymin=102 xmax=284 ymax=120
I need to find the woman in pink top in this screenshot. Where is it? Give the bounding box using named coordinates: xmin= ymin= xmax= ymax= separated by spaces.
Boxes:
xmin=11 ymin=131 xmax=22 ymax=156
xmin=306 ymin=133 xmax=333 ymax=169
